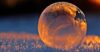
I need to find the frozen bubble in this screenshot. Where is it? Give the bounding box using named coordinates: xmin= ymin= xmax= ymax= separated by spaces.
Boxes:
xmin=38 ymin=2 xmax=87 ymax=51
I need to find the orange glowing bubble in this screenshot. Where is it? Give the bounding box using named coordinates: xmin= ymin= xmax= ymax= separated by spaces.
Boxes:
xmin=78 ymin=35 xmax=100 ymax=52
xmin=38 ymin=2 xmax=87 ymax=51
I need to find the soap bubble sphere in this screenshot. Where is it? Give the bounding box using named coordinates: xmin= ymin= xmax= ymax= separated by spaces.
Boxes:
xmin=38 ymin=2 xmax=87 ymax=51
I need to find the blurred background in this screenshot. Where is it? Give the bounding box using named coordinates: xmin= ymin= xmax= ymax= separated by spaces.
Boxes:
xmin=0 ymin=0 xmax=100 ymax=35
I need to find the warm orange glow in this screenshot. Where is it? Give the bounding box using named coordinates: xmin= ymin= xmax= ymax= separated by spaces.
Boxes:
xmin=64 ymin=5 xmax=77 ymax=17
xmin=5 ymin=0 xmax=18 ymax=7
xmin=80 ymin=35 xmax=100 ymax=49
xmin=80 ymin=21 xmax=87 ymax=34
xmin=75 ymin=20 xmax=87 ymax=35
xmin=83 ymin=35 xmax=100 ymax=44
xmin=89 ymin=0 xmax=100 ymax=5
